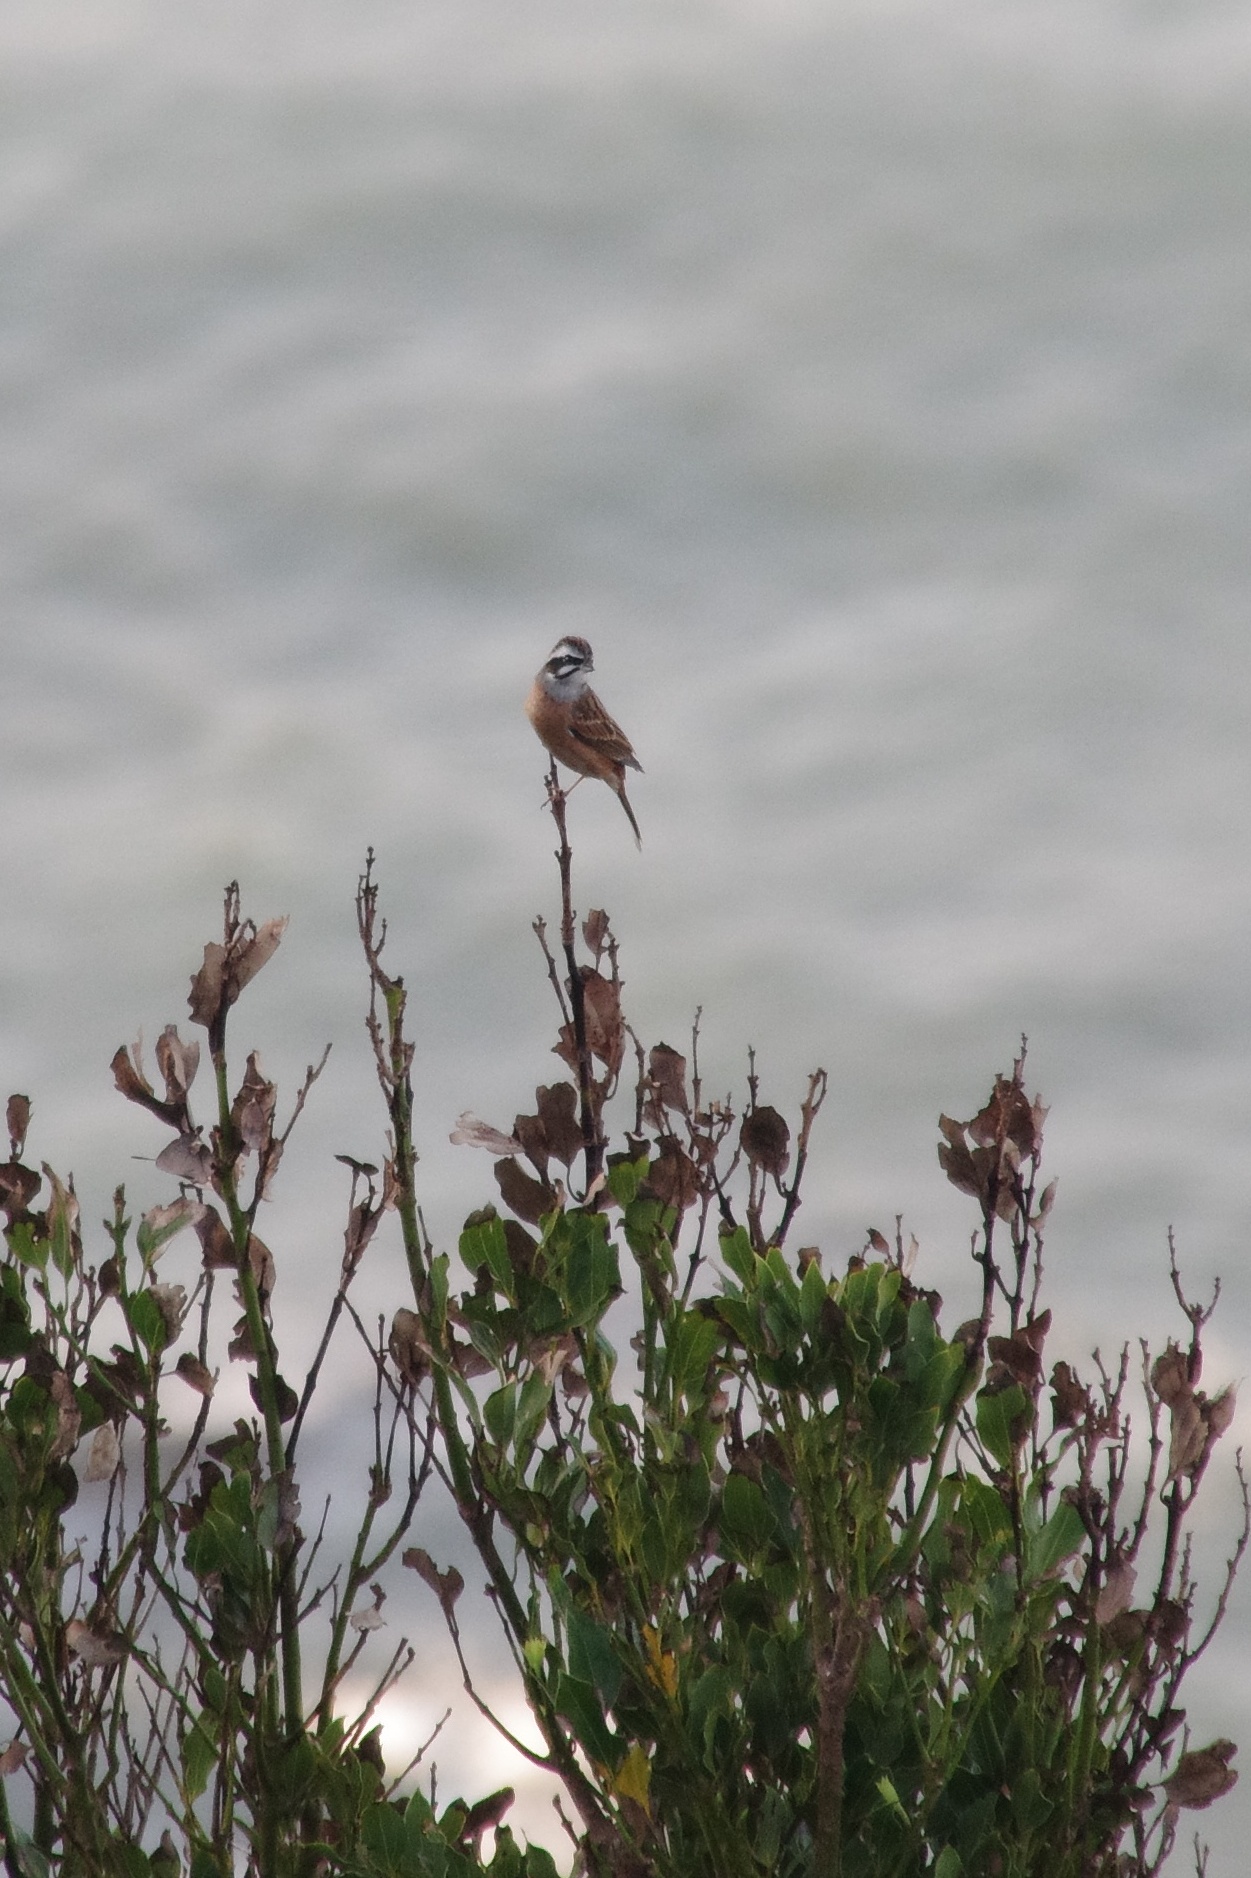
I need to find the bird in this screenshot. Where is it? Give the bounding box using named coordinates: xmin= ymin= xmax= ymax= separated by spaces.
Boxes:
xmin=526 ymin=635 xmax=643 ymax=846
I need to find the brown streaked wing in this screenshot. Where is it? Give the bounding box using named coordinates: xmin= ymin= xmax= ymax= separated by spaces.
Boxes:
xmin=568 ymin=688 xmax=643 ymax=772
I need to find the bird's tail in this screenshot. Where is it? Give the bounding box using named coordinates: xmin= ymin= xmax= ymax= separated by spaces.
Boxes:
xmin=617 ymin=782 xmax=642 ymax=849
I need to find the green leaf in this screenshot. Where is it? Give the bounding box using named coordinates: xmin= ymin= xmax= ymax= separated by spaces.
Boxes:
xmin=404 ymin=1788 xmax=436 ymax=1832
xmin=6 ymin=1220 xmax=47 ymax=1274
xmin=125 ymin=1289 xmax=168 ymax=1355
xmin=666 ymin=1311 xmax=721 ymax=1398
xmin=554 ymin=1673 xmax=617 ymax=1764
xmin=961 ymin=1475 xmax=1015 ymax=1549
xmin=200 ymin=1664 xmax=229 ymax=1716
xmin=1011 ymin=1766 xmax=1054 ymax=1833
xmin=0 ymin=1267 xmax=33 ymax=1361
xmin=564 ymin=1215 xmax=620 ymax=1325
xmin=566 ymin=1609 xmax=622 ymax=1705
xmin=718 ymin=1226 xmax=756 ymax=1285
xmin=514 ymin=1370 xmax=552 ymax=1452
xmin=111 ymin=1843 xmax=153 ymax=1877
xmin=135 ymin=1197 xmax=197 ymax=1266
xmin=1027 ymin=1500 xmax=1086 ymax=1579
xmin=429 ymin=1252 xmax=450 ymax=1330
xmin=189 ymin=1851 xmax=229 ymax=1878
xmin=934 ymin=1849 xmax=964 ymax=1878
xmin=976 ymin=1383 xmax=1028 ymax=1469
xmin=874 ymin=1774 xmax=910 ymax=1824
xmin=484 ymin=1383 xmax=517 ymax=1449
xmin=460 ymin=1213 xmax=515 ymax=1300
xmin=10 ymin=1837 xmax=51 ymax=1878
xmin=798 ymin=1256 xmax=828 ymax=1335
xmin=720 ymin=1472 xmax=776 ymax=1556
xmin=519 ymin=1847 xmax=560 ymax=1878
xmin=181 ymin=1718 xmax=217 ymax=1802
xmin=918 ymin=1343 xmax=968 ymax=1414
xmin=687 ymin=1665 xmax=736 ymax=1761
xmin=606 ymin=1155 xmax=647 ymax=1207
xmin=361 ymin=1801 xmax=411 ymax=1871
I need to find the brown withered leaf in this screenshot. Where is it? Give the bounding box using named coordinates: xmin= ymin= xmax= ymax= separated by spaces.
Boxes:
xmin=98 ymin=1347 xmax=144 ymax=1410
xmin=0 ymin=1742 xmax=28 ymax=1778
xmin=110 ymin=1044 xmax=184 ymax=1129
xmin=343 ymin=1197 xmax=384 ymax=1273
xmin=187 ymin=916 xmax=288 ymax=1033
xmin=530 ymin=1332 xmax=579 ymax=1386
xmin=270 ymin=1466 xmax=302 ymax=1547
xmin=44 ymin=1165 xmax=81 ymax=1261
xmin=154 ymin=1026 xmax=200 ymax=1104
xmin=389 ymin=1308 xmax=432 ymax=1388
xmin=988 ymin=1322 xmax=1048 ymax=1393
xmin=354 ymin=1725 xmax=385 ymax=1777
xmin=141 ymin=1197 xmax=204 ymax=1254
xmin=248 ymin=1233 xmax=275 ymax=1301
xmin=450 ymin=1336 xmax=493 ymax=1380
xmin=349 ymin=1584 xmax=387 ymax=1633
xmin=49 ymin=1371 xmax=81 ymax=1462
xmin=403 ymin=1547 xmax=465 ymax=1619
xmin=512 ymin=1110 xmax=550 ymax=1175
xmin=0 ymin=1159 xmax=40 ymax=1220
xmin=1104 ymin=1609 xmax=1148 ymax=1656
xmin=155 ymin=1135 xmax=214 ymax=1184
xmin=231 ymin=1053 xmax=276 ymax=1156
xmin=1165 ymin=1392 xmax=1206 ymax=1482
xmin=449 ymin=1112 xmax=522 ymax=1155
xmin=1050 ymin=1360 xmax=1088 ymax=1429
xmin=1095 ymin=1561 xmax=1138 ymax=1626
xmin=148 ymin=1283 xmax=188 ymax=1343
xmin=187 ymin=947 xmax=228 ymax=1030
xmin=84 ymin=1423 xmax=121 ymax=1483
xmin=65 ymin=1620 xmax=127 ymax=1669
xmin=580 ymin=970 xmax=624 ymax=1073
xmin=494 ymin=1157 xmax=556 ymax=1227
xmin=502 ymin=1218 xmax=538 ymax=1278
xmin=1033 ymin=1177 xmax=1058 ymax=1223
xmin=937 ymin=1113 xmax=967 ymax=1150
xmin=582 ymin=908 xmax=611 ymax=957
xmin=1150 ymin=1600 xmax=1188 ymax=1655
xmin=228 ymin=1317 xmax=256 ymax=1361
xmin=250 ymin=1370 xmax=299 ymax=1423
xmin=175 ymin=1353 xmax=216 ymax=1398
xmin=740 ymin=1106 xmax=790 ymax=1180
xmin=6 ymin=1096 xmax=30 ymax=1160
xmin=1044 ymin=1641 xmax=1083 ymax=1705
xmin=648 ymin=1044 xmax=688 ymax=1115
xmin=552 ymin=1023 xmax=580 ymax=1076
xmin=229 ymin=914 xmax=288 ymax=991
xmin=936 ymin=1126 xmax=980 ymax=1199
xmin=1206 ymin=1383 xmax=1237 ymax=1440
xmin=967 ymin=1077 xmax=1042 ymax=1158
xmin=535 ymin=1083 xmax=584 ymax=1167
xmin=462 ymin=1789 xmax=516 ymax=1847
xmin=644 ymin=1137 xmax=700 ymax=1214
xmin=1150 ymin=1342 xmax=1192 ymax=1406
xmin=195 ymin=1207 xmax=236 ymax=1269
xmin=1163 ymin=1741 xmax=1238 ymax=1811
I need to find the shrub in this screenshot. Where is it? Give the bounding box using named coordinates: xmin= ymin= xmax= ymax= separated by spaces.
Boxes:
xmin=0 ymin=775 xmax=1240 ymax=1877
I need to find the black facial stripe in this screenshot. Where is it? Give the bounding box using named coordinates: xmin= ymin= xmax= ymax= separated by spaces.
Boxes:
xmin=547 ymin=653 xmax=583 ymax=679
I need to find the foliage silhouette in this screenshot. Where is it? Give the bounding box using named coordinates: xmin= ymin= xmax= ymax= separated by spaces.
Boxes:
xmin=0 ymin=786 xmax=1240 ymax=1877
